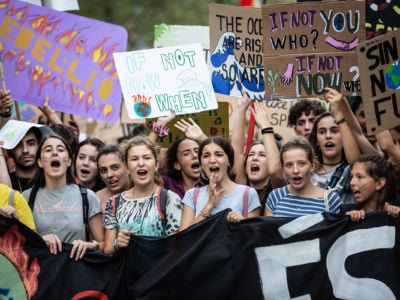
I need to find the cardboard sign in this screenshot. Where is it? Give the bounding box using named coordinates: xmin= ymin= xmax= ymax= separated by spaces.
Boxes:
xmin=357 ymin=30 xmax=400 ymax=134
xmin=209 ymin=4 xmax=264 ymax=99
xmin=113 ymin=43 xmax=217 ymax=119
xmin=262 ymin=1 xmax=365 ymax=98
xmin=264 ymin=52 xmax=360 ymax=97
xmin=0 ymin=0 xmax=127 ymax=122
xmin=147 ymin=102 xmax=229 ymax=147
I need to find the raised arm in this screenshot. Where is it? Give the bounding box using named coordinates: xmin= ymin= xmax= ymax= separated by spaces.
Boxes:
xmin=376 ymin=129 xmax=400 ymax=163
xmin=148 ymin=109 xmax=176 ymax=144
xmin=0 ymin=90 xmax=13 ymax=128
xmin=325 ymin=88 xmax=360 ymax=164
xmin=250 ymin=100 xmax=286 ymax=188
xmin=332 ymin=93 xmax=381 ymax=156
xmin=174 ymin=117 xmax=208 ymax=145
xmin=230 ymin=90 xmax=252 ymax=184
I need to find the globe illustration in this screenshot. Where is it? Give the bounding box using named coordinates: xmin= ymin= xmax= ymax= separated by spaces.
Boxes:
xmin=134 ymin=102 xmax=152 ymax=117
xmin=386 ymin=61 xmax=400 ymax=90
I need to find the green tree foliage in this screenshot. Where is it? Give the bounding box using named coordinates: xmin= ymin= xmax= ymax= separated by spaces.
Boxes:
xmin=75 ymin=0 xmax=237 ymax=50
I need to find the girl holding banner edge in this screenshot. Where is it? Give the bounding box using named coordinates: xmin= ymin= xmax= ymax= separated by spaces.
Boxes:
xmin=103 ymin=135 xmax=182 ymax=254
xmin=22 ymin=134 xmax=104 ymax=260
xmin=343 ymin=155 xmax=400 ymax=221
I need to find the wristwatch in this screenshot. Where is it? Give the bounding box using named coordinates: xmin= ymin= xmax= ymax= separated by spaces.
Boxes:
xmin=113 ymin=239 xmax=119 ymax=250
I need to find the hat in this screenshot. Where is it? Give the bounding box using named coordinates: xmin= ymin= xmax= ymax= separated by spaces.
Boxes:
xmin=0 ymin=120 xmax=54 ymax=149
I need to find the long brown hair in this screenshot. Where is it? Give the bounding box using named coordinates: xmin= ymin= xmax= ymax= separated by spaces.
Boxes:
xmin=31 ymin=134 xmax=75 ymax=188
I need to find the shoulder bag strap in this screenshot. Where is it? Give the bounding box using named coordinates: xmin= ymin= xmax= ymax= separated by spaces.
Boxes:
xmin=243 ymin=186 xmax=250 ymax=218
xmin=193 ymin=188 xmax=200 ymax=211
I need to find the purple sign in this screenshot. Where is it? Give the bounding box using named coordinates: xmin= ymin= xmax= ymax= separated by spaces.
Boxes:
xmin=0 ymin=0 xmax=127 ymax=122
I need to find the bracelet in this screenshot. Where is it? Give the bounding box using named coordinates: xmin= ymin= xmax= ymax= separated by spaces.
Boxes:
xmin=200 ymin=210 xmax=210 ymax=218
xmin=149 ymin=122 xmax=169 ymax=138
xmin=113 ymin=239 xmax=119 ymax=250
xmin=261 ymin=127 xmax=274 ymax=134
xmin=334 ymin=117 xmax=346 ymax=125
xmin=0 ymin=111 xmax=12 ymax=118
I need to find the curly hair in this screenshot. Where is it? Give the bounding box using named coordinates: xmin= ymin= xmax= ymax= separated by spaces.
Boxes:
xmin=288 ymin=99 xmax=326 ymax=127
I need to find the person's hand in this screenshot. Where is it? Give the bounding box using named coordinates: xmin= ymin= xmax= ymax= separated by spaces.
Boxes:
xmin=115 ymin=229 xmax=133 ymax=249
xmin=174 ymin=118 xmax=207 ymax=142
xmin=0 ymin=89 xmax=13 ymax=116
xmin=68 ymin=119 xmax=80 ymax=138
xmin=38 ymin=96 xmax=55 ymax=116
xmin=384 ymin=203 xmax=400 ymax=217
xmin=42 ymin=233 xmax=63 ymax=255
xmin=251 ymin=100 xmax=272 ymax=130
xmin=237 ymin=89 xmax=252 ymax=112
xmin=70 ymin=239 xmax=96 ymax=261
xmin=346 ymin=209 xmax=365 ymax=221
xmin=206 ymin=173 xmax=224 ymax=208
xmin=156 ymin=109 xmax=176 ymax=127
xmin=324 ymin=87 xmax=345 ymax=117
xmin=0 ymin=205 xmax=18 ymax=219
xmin=227 ymin=211 xmax=245 ymax=223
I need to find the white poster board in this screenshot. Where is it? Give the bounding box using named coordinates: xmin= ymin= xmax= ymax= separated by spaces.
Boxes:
xmin=113 ymin=43 xmax=217 ymax=119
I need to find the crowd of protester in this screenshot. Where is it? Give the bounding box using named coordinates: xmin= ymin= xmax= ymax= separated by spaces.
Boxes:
xmin=0 ymin=87 xmax=400 ymax=260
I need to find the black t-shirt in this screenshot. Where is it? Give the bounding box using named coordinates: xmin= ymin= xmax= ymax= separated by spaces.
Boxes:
xmin=10 ymin=172 xmax=33 ymax=192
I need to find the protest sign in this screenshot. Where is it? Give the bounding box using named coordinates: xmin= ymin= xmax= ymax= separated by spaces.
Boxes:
xmin=113 ymin=43 xmax=217 ymax=119
xmin=0 ymin=0 xmax=127 ymax=123
xmin=154 ymin=24 xmax=210 ymax=64
xmin=366 ymin=0 xmax=400 ymax=40
xmin=1 ymin=212 xmax=400 ymax=299
xmin=357 ymin=29 xmax=400 ymax=134
xmin=209 ymin=4 xmax=264 ymax=99
xmin=262 ymin=1 xmax=365 ymax=98
xmin=148 ymin=102 xmax=229 ymax=147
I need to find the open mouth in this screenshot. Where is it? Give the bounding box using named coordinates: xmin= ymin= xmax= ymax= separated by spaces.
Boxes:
xmin=291 ymin=176 xmax=302 ymax=184
xmin=324 ymin=142 xmax=335 ymax=149
xmin=51 ymin=160 xmax=61 ymax=167
xmin=209 ymin=166 xmax=219 ymax=173
xmin=191 ymin=162 xmax=200 ymax=170
xmin=137 ymin=170 xmax=148 ymax=176
xmin=250 ymin=164 xmax=260 ymax=172
xmin=80 ymin=169 xmax=90 ymax=175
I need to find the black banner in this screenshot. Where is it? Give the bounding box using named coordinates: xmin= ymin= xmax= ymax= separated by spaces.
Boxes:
xmin=1 ymin=211 xmax=399 ymax=299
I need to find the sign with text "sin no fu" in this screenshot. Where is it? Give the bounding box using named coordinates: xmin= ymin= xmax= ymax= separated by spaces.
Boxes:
xmin=113 ymin=43 xmax=218 ymax=119
xmin=357 ymin=30 xmax=400 ymax=134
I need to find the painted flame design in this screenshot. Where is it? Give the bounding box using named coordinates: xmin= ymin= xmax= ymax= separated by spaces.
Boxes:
xmin=0 ymin=225 xmax=40 ymax=299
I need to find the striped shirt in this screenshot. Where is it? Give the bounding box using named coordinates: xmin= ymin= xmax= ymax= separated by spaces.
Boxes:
xmin=266 ymin=185 xmax=342 ymax=218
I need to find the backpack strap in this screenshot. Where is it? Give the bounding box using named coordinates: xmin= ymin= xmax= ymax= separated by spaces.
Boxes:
xmin=112 ymin=194 xmax=121 ymax=217
xmin=193 ymin=188 xmax=200 ymax=211
xmin=157 ymin=187 xmax=168 ymax=222
xmin=8 ymin=188 xmax=15 ymax=207
xmin=243 ymin=186 xmax=250 ymax=218
xmin=328 ymin=161 xmax=347 ymax=189
xmin=28 ymin=185 xmax=39 ymax=210
xmin=78 ymin=184 xmax=90 ymax=241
